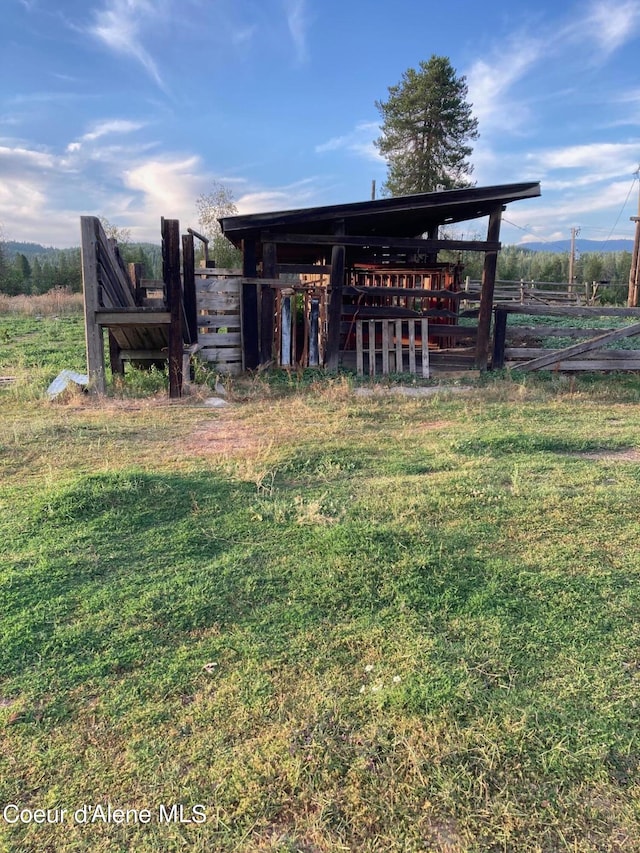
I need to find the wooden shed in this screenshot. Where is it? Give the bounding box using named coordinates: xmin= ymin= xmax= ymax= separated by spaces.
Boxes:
xmin=219 ymin=181 xmax=541 ymax=374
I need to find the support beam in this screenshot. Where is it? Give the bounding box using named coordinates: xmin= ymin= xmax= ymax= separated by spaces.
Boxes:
xmin=241 ymin=239 xmax=259 ymax=369
xmin=182 ymin=233 xmax=198 ymax=344
xmin=476 ymin=206 xmax=503 ymax=370
xmin=260 ymin=231 xmax=500 ymax=253
xmin=162 ymin=218 xmax=183 ymax=398
xmin=260 ymin=242 xmax=277 ymax=365
xmin=325 ymin=243 xmax=345 ymax=371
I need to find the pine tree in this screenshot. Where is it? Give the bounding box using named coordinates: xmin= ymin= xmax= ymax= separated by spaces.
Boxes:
xmin=375 ymin=55 xmax=479 ymax=196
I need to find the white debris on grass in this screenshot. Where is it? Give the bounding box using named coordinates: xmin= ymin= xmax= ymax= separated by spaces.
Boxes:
xmin=202 ymin=397 xmax=230 ymax=408
xmin=354 ymin=385 xmax=474 ymax=398
xmin=46 ymin=369 xmax=89 ymax=399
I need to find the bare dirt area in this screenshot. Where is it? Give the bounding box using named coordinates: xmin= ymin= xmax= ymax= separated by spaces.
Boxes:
xmin=574 ymin=448 xmax=640 ymax=462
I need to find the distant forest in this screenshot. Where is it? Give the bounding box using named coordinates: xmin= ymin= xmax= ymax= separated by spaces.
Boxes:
xmin=0 ymin=240 xmax=163 ymax=297
xmin=0 ymin=238 xmax=634 ymax=303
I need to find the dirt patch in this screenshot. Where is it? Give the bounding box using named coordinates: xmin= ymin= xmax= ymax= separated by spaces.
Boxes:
xmin=572 ymin=448 xmax=640 ymax=462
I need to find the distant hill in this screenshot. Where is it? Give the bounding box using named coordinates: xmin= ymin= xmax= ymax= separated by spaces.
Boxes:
xmin=4 ymin=241 xmax=60 ymax=259
xmin=517 ymin=239 xmax=634 ymax=253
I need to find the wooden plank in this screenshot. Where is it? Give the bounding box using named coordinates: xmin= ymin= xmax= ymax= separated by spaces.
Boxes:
xmin=476 ymin=206 xmax=503 ymax=370
xmin=197 ymin=294 xmax=240 ymax=311
xmin=196 ymin=277 xmax=242 ymax=294
xmin=198 ymin=332 xmax=242 ymax=346
xmin=343 ymin=286 xmax=463 ymax=300
xmin=517 ymin=322 xmax=640 ymax=372
xmin=241 ymin=239 xmax=259 ymax=370
xmin=199 ymin=315 xmax=241 ymax=329
xmin=382 ymin=320 xmax=390 ymax=374
xmin=94 ymin=310 xmax=171 ymax=326
xmin=260 ymin=242 xmax=277 ymax=364
xmin=80 ymin=217 xmax=106 ymax=393
xmin=261 ymin=231 xmax=501 ymax=253
xmin=356 ymin=321 xmax=364 ymax=376
xmin=507 ymin=326 xmax=618 ymax=340
xmin=421 ymin=318 xmax=430 ymax=378
xmin=277 ymin=264 xmax=332 ymax=275
xmin=395 ymin=320 xmax=403 ymax=373
xmin=505 ymin=347 xmax=640 ymax=360
xmin=492 ymin=307 xmax=508 ymax=369
xmin=198 ymin=349 xmax=243 ymax=362
xmin=182 ymin=233 xmax=198 ymax=344
xmin=119 ymin=350 xmax=166 ymax=360
xmin=368 ymin=320 xmax=375 ymax=376
xmin=326 ymin=244 xmax=345 ymax=371
xmin=162 ymin=218 xmax=183 ymax=398
xmin=506 ymin=359 xmax=640 ymax=372
xmin=309 ymin=298 xmax=320 ymax=366
xmin=108 ymin=331 xmax=124 ymax=376
xmin=409 ymin=321 xmax=416 ymax=374
xmin=500 ymin=305 xmax=640 ymax=317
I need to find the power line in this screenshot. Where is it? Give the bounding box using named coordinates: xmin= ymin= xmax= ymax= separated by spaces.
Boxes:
xmin=502 ymin=217 xmax=557 ymax=245
xmin=598 ymin=170 xmax=639 ymax=252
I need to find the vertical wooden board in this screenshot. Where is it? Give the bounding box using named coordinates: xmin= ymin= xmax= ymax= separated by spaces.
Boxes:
xmin=409 ymin=320 xmax=416 ymax=374
xmin=492 ymin=308 xmax=508 ymax=370
xmin=281 ymin=296 xmax=292 ymax=366
xmin=368 ymin=320 xmax=376 ymax=376
xmin=382 ymin=320 xmax=390 ymax=374
xmin=356 ymin=320 xmax=363 ymax=376
xmin=421 ymin=318 xmax=430 ymax=378
xmin=80 ymin=217 xmax=106 ymax=393
xmin=310 ymin=298 xmax=320 ymax=366
xmin=163 ymin=218 xmax=183 ymax=398
xmin=260 ymin=242 xmax=277 ymax=364
xmin=182 ymin=233 xmax=198 ymax=344
xmin=395 ymin=320 xmax=403 ymax=373
xmin=476 ymin=206 xmax=503 ymax=369
xmin=326 ymin=244 xmax=345 ymax=371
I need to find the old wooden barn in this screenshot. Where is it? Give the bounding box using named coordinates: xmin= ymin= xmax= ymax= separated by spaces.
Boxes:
xmin=81 ymin=182 xmax=543 ymax=393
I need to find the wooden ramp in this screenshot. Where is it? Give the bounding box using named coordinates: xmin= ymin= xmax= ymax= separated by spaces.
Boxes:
xmin=81 ymin=217 xmax=197 ymax=396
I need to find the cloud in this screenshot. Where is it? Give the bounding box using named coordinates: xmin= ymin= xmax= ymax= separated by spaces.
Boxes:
xmin=88 ymin=0 xmax=167 ymax=89
xmin=576 ymin=0 xmax=640 ymax=56
xmin=315 ymin=122 xmax=383 ymax=163
xmin=283 ymin=0 xmax=310 ymax=63
xmin=66 ymin=119 xmax=146 ymax=152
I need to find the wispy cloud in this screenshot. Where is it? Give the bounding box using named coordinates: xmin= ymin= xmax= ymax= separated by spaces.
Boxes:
xmin=574 ymin=0 xmax=640 ymax=56
xmin=316 ymin=122 xmax=383 ymax=162
xmin=87 ymin=0 xmax=167 ymax=90
xmin=66 ymin=119 xmax=146 ymax=152
xmin=283 ymin=0 xmax=310 ymax=63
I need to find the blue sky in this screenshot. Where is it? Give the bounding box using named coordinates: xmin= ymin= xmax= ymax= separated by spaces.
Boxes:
xmin=1 ymin=0 xmax=640 ymax=248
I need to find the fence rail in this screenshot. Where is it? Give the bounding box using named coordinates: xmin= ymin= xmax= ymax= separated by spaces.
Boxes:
xmin=463 ymin=278 xmax=624 ymax=307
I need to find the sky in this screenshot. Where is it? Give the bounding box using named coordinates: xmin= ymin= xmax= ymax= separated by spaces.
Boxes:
xmin=2 ymin=0 xmax=640 ymax=248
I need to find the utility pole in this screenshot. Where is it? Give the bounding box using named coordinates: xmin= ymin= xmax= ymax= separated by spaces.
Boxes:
xmin=568 ymin=226 xmax=580 ymax=295
xmin=627 ymin=167 xmax=640 ymax=307
xmin=371 ymin=179 xmax=376 ymax=201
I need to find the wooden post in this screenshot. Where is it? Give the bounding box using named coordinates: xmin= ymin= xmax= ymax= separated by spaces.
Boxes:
xmin=260 ymin=242 xmax=277 ymax=365
xmin=128 ymin=262 xmax=143 ymax=306
xmin=182 ymin=233 xmax=198 ymax=345
xmin=492 ymin=307 xmax=508 ymax=370
xmin=80 ymin=216 xmax=106 ymax=394
xmin=325 ymin=243 xmax=345 ymax=371
xmin=309 ymin=298 xmax=320 ymax=366
xmin=281 ymin=295 xmax=292 ymax=366
xmin=476 ymin=206 xmax=503 ymax=370
xmin=629 ymin=212 xmax=640 ymax=308
xmin=420 ymin=318 xmax=429 ymax=378
xmin=241 ymin=239 xmax=259 ymax=370
xmin=162 ymin=218 xmax=183 ymax=398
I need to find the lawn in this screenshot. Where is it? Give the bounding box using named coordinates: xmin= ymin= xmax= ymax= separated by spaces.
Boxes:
xmin=1 ymin=308 xmax=639 ymax=852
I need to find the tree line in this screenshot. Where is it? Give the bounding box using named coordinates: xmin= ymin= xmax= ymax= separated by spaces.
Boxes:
xmin=0 ymin=240 xmax=162 ymax=297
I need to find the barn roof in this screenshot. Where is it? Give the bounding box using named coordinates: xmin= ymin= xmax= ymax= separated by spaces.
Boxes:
xmin=219 ymin=182 xmax=541 ymax=245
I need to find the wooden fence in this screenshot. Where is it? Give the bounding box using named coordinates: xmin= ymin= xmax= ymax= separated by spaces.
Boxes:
xmin=356 ymin=318 xmax=429 ymax=377
xmin=464 ymin=279 xmax=622 ymax=307
xmin=492 ymin=306 xmax=640 ymax=372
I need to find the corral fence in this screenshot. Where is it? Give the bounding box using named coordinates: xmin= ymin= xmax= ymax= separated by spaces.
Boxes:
xmin=463 ymin=278 xmax=624 ymax=308
xmin=492 ymin=305 xmax=640 ymax=372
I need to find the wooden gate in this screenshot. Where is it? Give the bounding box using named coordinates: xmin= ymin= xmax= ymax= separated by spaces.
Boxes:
xmin=356 ymin=318 xmax=430 ymax=377
xmin=196 ymin=269 xmax=243 ymax=374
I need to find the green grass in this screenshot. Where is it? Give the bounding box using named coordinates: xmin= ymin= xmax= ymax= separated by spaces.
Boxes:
xmin=1 ymin=315 xmax=640 ymax=851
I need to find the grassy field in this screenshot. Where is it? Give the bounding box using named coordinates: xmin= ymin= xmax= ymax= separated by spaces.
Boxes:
xmin=1 ymin=305 xmax=640 ymax=852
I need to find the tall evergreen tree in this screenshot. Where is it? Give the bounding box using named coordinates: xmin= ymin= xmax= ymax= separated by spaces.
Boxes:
xmin=375 ymin=55 xmax=479 ymax=196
